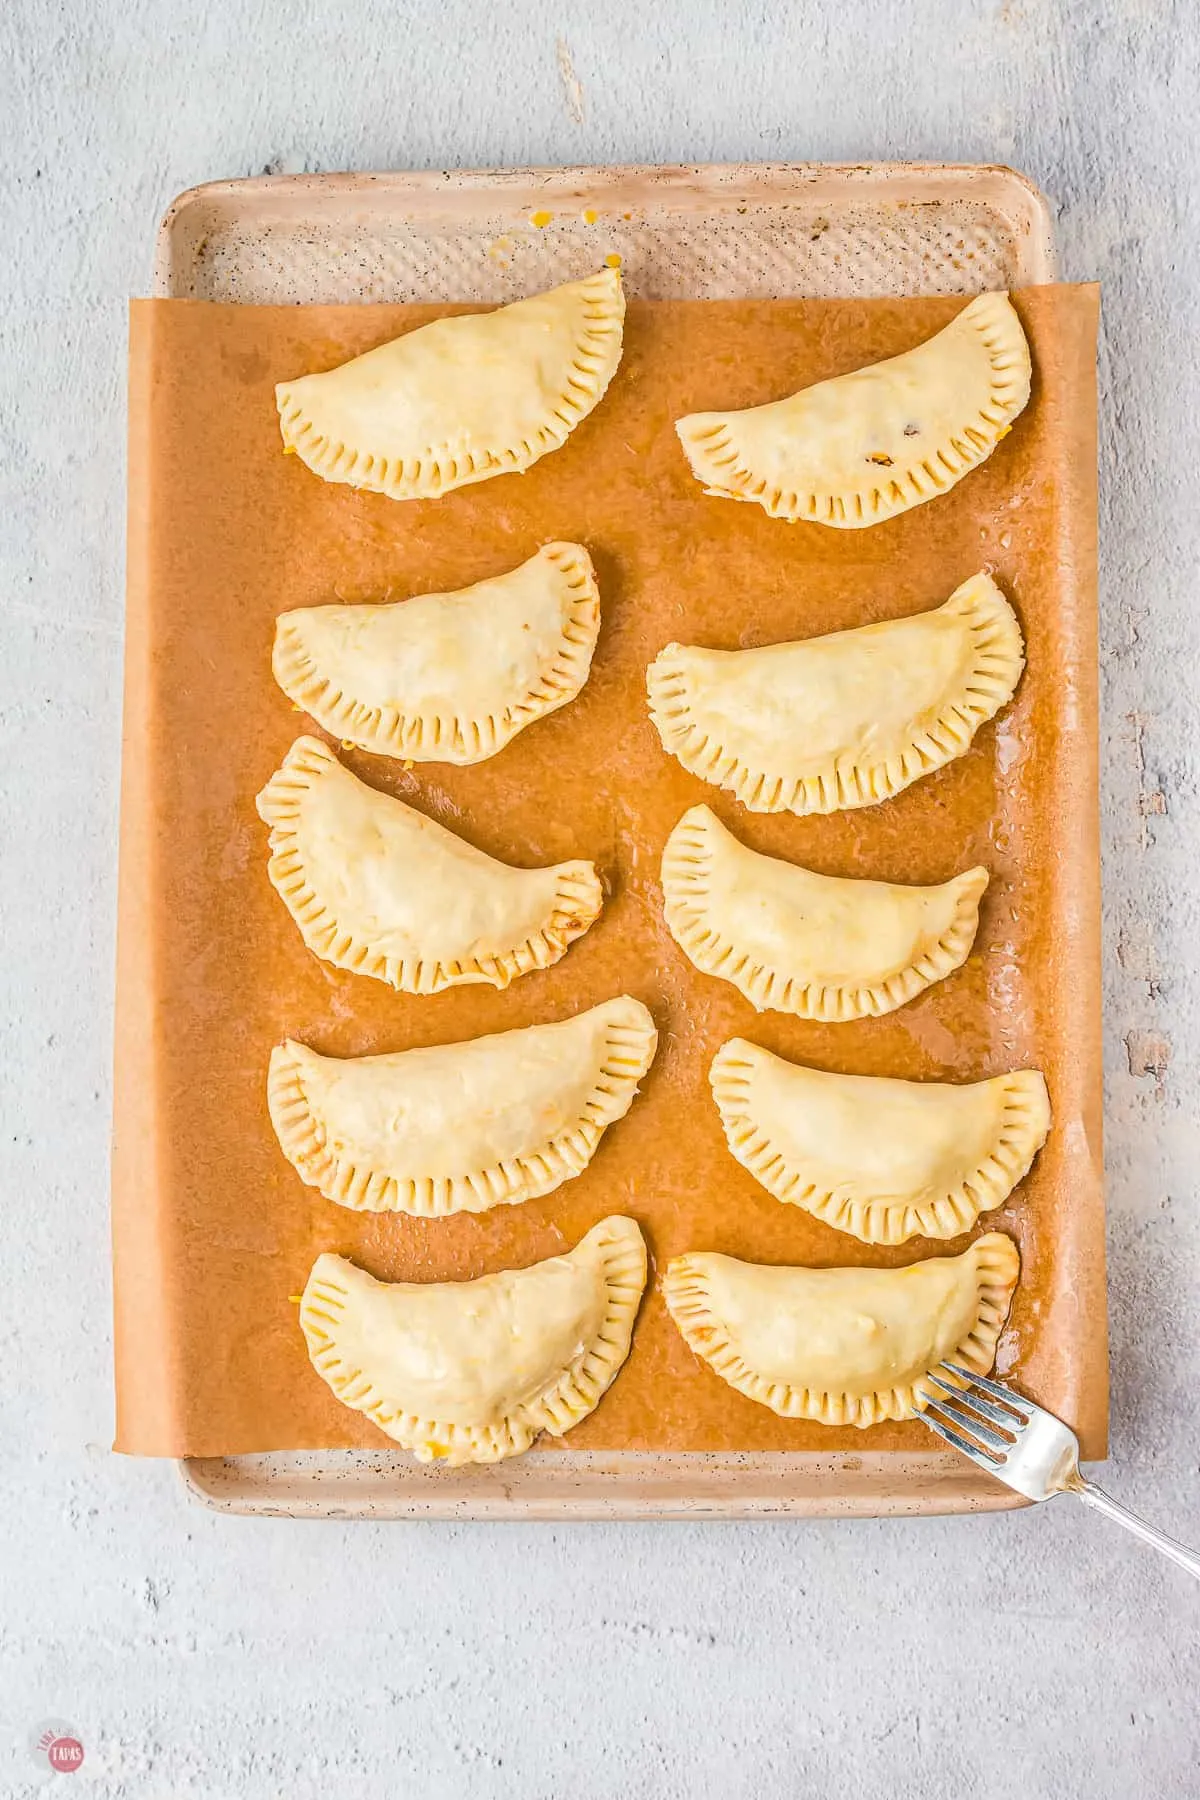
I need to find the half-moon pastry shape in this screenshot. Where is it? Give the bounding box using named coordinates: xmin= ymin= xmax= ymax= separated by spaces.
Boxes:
xmin=676 ymin=292 xmax=1031 ymax=528
xmin=257 ymin=735 xmax=602 ymax=992
xmin=711 ymin=1039 xmax=1051 ymax=1244
xmin=276 ymin=268 xmax=625 ymax=500
xmin=300 ymin=1216 xmax=648 ymax=1463
xmin=269 ymin=996 xmax=658 ymax=1215
xmin=647 ymin=572 xmax=1024 ymax=815
xmin=273 ymin=543 xmax=601 ymax=764
xmin=660 ymin=805 xmax=986 ymax=1020
xmin=663 ymin=1233 xmax=1020 ymax=1427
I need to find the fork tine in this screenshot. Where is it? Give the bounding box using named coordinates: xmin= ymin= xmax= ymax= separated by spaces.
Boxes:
xmin=942 ymin=1361 xmax=1034 ymax=1418
xmin=922 ymin=1407 xmax=1002 ymax=1468
xmin=924 ymin=1370 xmax=1025 ymax=1431
xmin=925 ymin=1394 xmax=1012 ymax=1453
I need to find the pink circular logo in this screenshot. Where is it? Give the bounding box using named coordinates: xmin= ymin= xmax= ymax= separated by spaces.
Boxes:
xmin=28 ymin=1720 xmax=85 ymax=1778
xmin=48 ymin=1737 xmax=84 ymax=1774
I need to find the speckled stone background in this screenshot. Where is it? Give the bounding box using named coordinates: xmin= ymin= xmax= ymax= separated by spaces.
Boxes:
xmin=2 ymin=2 xmax=1198 ymax=1795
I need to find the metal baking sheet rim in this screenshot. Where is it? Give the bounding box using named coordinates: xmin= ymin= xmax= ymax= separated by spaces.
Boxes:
xmin=155 ymin=159 xmax=1061 ymax=1519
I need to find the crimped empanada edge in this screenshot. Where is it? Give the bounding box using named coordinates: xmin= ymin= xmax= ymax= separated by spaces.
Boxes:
xmin=662 ymin=1233 xmax=1021 ymax=1428
xmin=268 ymin=998 xmax=658 ymax=1215
xmin=276 ymin=268 xmax=625 ymax=500
xmin=273 ymin=542 xmax=602 ymax=764
xmin=710 ymin=1042 xmax=1051 ymax=1244
xmin=257 ymin=734 xmax=602 ymax=993
xmin=660 ymin=807 xmax=987 ymax=1020
xmin=675 ymin=292 xmax=1031 ymax=527
xmin=299 ymin=1216 xmax=648 ymax=1464
xmin=646 ymin=572 xmax=1025 ymax=815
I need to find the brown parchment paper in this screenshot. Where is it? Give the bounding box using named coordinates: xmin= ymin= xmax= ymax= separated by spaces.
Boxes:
xmin=114 ymin=285 xmax=1105 ymax=1458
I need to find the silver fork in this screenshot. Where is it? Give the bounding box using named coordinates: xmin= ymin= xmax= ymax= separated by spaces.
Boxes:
xmin=921 ymin=1362 xmax=1200 ymax=1579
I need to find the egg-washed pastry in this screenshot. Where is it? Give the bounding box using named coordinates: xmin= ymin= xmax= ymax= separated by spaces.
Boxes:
xmin=663 ymin=1233 xmax=1020 ymax=1427
xmin=269 ymin=996 xmax=657 ymax=1216
xmin=256 ymin=736 xmax=602 ymax=993
xmin=676 ymin=292 xmax=1031 ymax=528
xmin=647 ymin=573 xmax=1024 ymax=815
xmin=273 ymin=543 xmax=601 ymax=765
xmin=660 ymin=804 xmax=986 ymax=1020
xmin=300 ymin=1216 xmax=647 ymax=1464
xmin=276 ymin=268 xmax=625 ymax=500
xmin=711 ymin=1039 xmax=1050 ymax=1245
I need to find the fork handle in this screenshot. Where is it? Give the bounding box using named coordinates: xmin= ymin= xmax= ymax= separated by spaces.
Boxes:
xmin=1073 ymin=1479 xmax=1200 ymax=1580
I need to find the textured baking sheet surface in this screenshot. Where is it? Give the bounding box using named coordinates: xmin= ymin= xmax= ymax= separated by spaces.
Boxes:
xmin=115 ymin=284 xmax=1103 ymax=1476
xmin=158 ymin=163 xmax=1057 ymax=305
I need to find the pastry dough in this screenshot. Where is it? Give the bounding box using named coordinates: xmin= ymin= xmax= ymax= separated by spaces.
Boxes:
xmin=711 ymin=1039 xmax=1050 ymax=1244
xmin=257 ymin=736 xmax=602 ymax=992
xmin=647 ymin=573 xmax=1024 ymax=815
xmin=269 ymin=996 xmax=658 ymax=1215
xmin=300 ymin=1216 xmax=647 ymax=1463
xmin=273 ymin=543 xmax=601 ymax=764
xmin=276 ymin=269 xmax=625 ymax=500
xmin=660 ymin=805 xmax=986 ymax=1019
xmin=676 ymin=292 xmax=1031 ymax=528
xmin=663 ymin=1233 xmax=1020 ymax=1427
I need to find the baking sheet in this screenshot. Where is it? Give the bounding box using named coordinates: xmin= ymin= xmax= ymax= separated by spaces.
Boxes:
xmin=114 ymin=283 xmax=1104 ymax=1465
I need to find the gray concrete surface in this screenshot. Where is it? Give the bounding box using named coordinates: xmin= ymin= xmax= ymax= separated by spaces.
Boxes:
xmin=3 ymin=1 xmax=1199 ymax=1795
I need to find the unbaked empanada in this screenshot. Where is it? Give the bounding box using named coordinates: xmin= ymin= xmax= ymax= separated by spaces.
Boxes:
xmin=257 ymin=736 xmax=602 ymax=992
xmin=647 ymin=573 xmax=1024 ymax=815
xmin=660 ymin=805 xmax=986 ymax=1019
xmin=269 ymin=996 xmax=657 ymax=1215
xmin=273 ymin=543 xmax=600 ymax=764
xmin=300 ymin=1215 xmax=647 ymax=1463
xmin=711 ymin=1039 xmax=1050 ymax=1244
xmin=277 ymin=269 xmax=625 ymax=500
xmin=676 ymin=292 xmax=1031 ymax=528
xmin=663 ymin=1233 xmax=1019 ymax=1427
